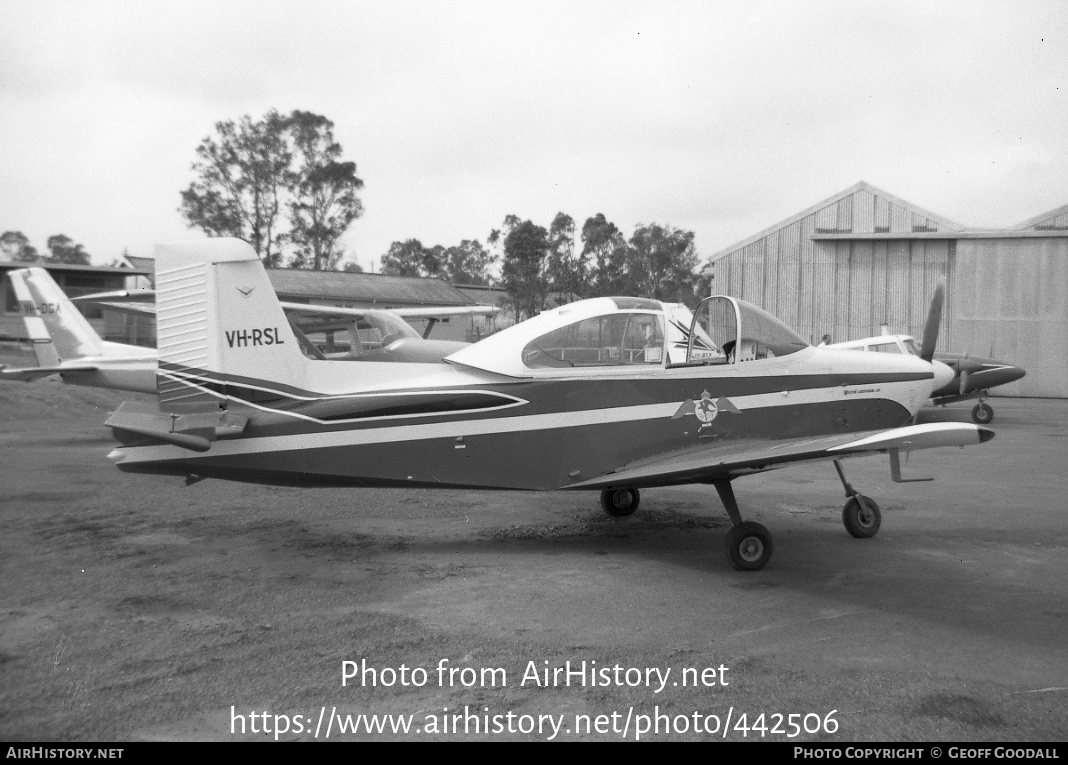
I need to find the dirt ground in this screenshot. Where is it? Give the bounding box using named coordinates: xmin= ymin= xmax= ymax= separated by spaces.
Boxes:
xmin=1 ymin=344 xmax=1066 ymax=741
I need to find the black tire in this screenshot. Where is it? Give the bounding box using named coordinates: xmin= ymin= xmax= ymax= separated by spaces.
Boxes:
xmin=972 ymin=402 xmax=993 ymax=424
xmin=725 ymin=521 xmax=773 ymax=571
xmin=600 ymin=488 xmax=640 ymax=517
xmin=842 ymin=495 xmax=881 ymax=538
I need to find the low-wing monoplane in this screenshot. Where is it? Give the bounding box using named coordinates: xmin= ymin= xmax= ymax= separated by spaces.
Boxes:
xmin=106 ymin=238 xmax=994 ymax=570
xmin=823 ymin=331 xmax=1026 ymax=423
xmin=1 ymin=267 xmax=157 ymax=392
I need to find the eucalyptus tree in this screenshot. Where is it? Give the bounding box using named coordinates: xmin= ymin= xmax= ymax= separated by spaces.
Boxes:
xmin=180 ymin=109 xmax=292 ymax=266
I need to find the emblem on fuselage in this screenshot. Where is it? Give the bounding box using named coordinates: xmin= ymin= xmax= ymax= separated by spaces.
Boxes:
xmin=673 ymin=390 xmax=741 ymax=438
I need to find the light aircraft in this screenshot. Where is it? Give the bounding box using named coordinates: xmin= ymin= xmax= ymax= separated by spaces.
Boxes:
xmin=105 ymin=238 xmax=994 ymax=570
xmin=822 ymin=331 xmax=1025 ymax=424
xmin=1 ymin=267 xmax=157 ymax=392
xmin=2 ymin=267 xmax=499 ymax=393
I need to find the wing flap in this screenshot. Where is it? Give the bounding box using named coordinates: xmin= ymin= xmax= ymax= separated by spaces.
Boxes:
xmin=567 ymin=422 xmax=993 ymax=490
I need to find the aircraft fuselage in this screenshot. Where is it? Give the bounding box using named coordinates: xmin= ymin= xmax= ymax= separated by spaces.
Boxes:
xmin=109 ymin=347 xmax=935 ymax=490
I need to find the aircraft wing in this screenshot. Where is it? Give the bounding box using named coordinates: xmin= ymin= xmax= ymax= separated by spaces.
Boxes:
xmin=93 ymin=301 xmax=157 ymax=319
xmin=567 ymin=422 xmax=993 ymax=490
xmin=72 ymin=289 xmax=155 ymax=304
xmin=0 ymin=364 xmax=99 ymax=382
xmin=68 ymin=298 xmax=499 ymax=321
xmin=278 ymin=301 xmax=499 ymax=319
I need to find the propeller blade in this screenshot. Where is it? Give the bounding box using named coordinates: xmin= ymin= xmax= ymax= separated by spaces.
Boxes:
xmin=919 ymin=278 xmax=945 ymax=362
xmin=959 ymin=369 xmax=969 ymax=396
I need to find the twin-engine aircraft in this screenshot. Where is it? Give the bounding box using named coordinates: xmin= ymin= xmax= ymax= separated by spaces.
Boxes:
xmin=1 ymin=267 xmax=498 ymax=392
xmin=823 ymin=331 xmax=1026 ymax=424
xmin=105 ymin=238 xmax=994 ymax=570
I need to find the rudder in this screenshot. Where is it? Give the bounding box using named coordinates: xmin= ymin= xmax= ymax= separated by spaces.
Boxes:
xmin=154 ymin=238 xmax=307 ymax=406
xmin=8 ymin=267 xmax=104 ymax=364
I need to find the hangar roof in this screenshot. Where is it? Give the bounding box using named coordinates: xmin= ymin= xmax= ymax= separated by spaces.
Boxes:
xmin=1013 ymin=203 xmax=1068 ymax=231
xmin=708 ymin=180 xmax=1068 ymax=263
xmin=265 ymin=268 xmax=477 ymax=307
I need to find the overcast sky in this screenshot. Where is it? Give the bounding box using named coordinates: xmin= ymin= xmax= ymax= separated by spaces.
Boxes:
xmin=1 ymin=0 xmax=1065 ymax=272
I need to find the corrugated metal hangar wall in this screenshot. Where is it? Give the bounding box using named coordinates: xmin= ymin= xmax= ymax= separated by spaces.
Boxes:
xmin=707 ymin=182 xmax=1068 ymax=397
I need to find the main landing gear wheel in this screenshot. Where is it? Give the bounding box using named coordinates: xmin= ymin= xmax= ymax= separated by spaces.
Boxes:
xmin=971 ymin=402 xmax=993 ymax=424
xmin=600 ymin=488 xmax=640 ymax=517
xmin=842 ymin=495 xmax=881 ymax=538
xmin=726 ymin=521 xmax=773 ymax=571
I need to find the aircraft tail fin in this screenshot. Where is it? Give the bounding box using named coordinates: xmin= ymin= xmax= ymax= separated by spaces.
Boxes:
xmin=6 ymin=267 xmax=102 ymax=366
xmin=154 ymin=238 xmax=306 ymax=406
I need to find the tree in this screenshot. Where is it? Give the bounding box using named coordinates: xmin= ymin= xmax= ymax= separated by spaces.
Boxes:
xmin=381 ymin=239 xmax=435 ymax=277
xmin=45 ymin=234 xmax=91 ymax=265
xmin=500 ymin=218 xmax=549 ymax=321
xmin=627 ymin=223 xmax=699 ymax=303
xmin=380 ymin=238 xmax=495 ymax=284
xmin=581 ymin=213 xmax=630 ymax=296
xmin=285 ymin=110 xmax=364 ymax=270
xmin=179 ymin=109 xmax=292 ymax=266
xmin=442 ymin=239 xmax=495 ymax=285
xmin=544 ymin=212 xmax=588 ymax=305
xmin=1 ymin=231 xmax=39 ymax=262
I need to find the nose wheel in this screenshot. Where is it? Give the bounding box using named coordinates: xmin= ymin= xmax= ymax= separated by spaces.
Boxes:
xmin=971 ymin=400 xmax=993 ymax=424
xmin=834 ymin=460 xmax=882 ymax=539
xmin=842 ymin=494 xmax=881 ymax=538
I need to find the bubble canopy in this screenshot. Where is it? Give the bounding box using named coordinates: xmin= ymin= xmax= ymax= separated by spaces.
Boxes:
xmin=446 ymin=296 xmax=809 ymax=377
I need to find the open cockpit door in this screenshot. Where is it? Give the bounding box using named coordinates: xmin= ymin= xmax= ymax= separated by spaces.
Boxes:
xmin=686 ymin=296 xmax=809 ymax=365
xmin=687 ymin=296 xmax=737 ymax=364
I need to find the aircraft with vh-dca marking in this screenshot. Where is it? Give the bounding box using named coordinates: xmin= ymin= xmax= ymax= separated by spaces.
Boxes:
xmin=822 ymin=330 xmax=1026 ymax=424
xmin=105 ymin=238 xmax=994 ymax=570
xmin=2 ymin=267 xmax=500 ymax=393
xmin=1 ymin=267 xmax=157 ymax=392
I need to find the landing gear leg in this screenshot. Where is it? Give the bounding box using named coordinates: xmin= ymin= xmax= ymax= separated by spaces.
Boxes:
xmin=713 ymin=480 xmax=773 ymax=570
xmin=832 ymin=460 xmax=881 ymax=538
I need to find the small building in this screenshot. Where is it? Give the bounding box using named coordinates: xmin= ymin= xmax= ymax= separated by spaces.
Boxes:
xmin=706 ymin=181 xmax=1068 ymax=398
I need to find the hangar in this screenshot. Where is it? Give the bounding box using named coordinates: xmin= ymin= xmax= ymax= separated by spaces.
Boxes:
xmin=706 ymin=181 xmax=1068 ymax=398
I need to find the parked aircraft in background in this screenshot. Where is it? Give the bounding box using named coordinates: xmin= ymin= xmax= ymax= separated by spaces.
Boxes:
xmin=927 ymin=350 xmax=1026 ymax=424
xmin=105 ymin=239 xmax=993 ymax=570
xmin=1 ymin=268 xmax=500 ymax=392
xmin=823 ymin=331 xmax=1025 ymax=424
xmin=0 ymin=267 xmax=157 ymax=392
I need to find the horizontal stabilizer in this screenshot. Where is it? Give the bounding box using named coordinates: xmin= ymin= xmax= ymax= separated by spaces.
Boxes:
xmin=105 ymin=401 xmax=247 ymax=452
xmin=0 ymin=364 xmax=99 ymax=382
